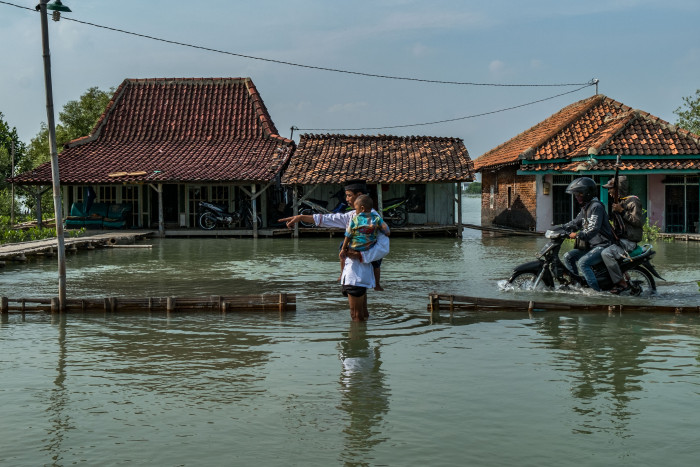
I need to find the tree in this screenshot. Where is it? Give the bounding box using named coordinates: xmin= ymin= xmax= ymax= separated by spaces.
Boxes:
xmin=25 ymin=86 xmax=113 ymax=170
xmin=1 ymin=112 xmax=27 ymax=217
xmin=674 ymin=89 xmax=700 ymax=135
xmin=0 ymin=111 xmax=27 ymax=181
xmin=22 ymin=86 xmax=113 ymax=214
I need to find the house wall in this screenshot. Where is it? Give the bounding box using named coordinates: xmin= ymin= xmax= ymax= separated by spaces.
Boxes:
xmin=647 ymin=174 xmax=665 ymax=230
xmin=480 ymin=166 xmax=537 ymax=230
xmin=296 ymin=183 xmax=457 ymax=225
xmin=535 ymin=174 xmax=554 ymax=232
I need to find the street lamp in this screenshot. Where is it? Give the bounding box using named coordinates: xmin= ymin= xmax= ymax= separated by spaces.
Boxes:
xmin=37 ymin=0 xmax=71 ymax=310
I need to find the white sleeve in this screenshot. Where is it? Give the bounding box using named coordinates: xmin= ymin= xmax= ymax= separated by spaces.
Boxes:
xmin=315 ymin=211 xmax=354 ymax=229
xmin=361 ymin=233 xmax=389 ymax=263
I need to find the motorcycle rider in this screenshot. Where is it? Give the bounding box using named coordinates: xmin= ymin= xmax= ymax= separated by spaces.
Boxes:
xmin=601 ymin=176 xmax=645 ymax=294
xmin=562 ymin=177 xmax=614 ymax=292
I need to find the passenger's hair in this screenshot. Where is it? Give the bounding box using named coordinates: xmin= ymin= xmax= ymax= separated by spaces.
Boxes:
xmin=354 ymin=194 xmax=374 ymax=211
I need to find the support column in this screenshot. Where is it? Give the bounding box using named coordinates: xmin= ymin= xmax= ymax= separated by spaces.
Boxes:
xmin=457 ymin=182 xmax=463 ymax=238
xmin=157 ymin=183 xmax=164 ymax=237
xmin=293 ymin=185 xmax=299 ymax=238
xmin=376 ymin=183 xmax=383 ymax=215
xmin=251 ymin=184 xmax=258 ymax=238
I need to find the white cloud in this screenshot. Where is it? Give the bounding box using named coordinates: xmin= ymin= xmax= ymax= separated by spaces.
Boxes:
xmin=488 ymin=60 xmax=506 ymax=76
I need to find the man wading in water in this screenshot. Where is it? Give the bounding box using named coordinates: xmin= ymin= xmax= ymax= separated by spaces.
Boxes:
xmin=279 ymin=180 xmax=390 ymax=321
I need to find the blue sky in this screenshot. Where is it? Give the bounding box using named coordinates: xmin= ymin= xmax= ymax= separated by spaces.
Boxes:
xmin=1 ymin=0 xmax=699 ymax=158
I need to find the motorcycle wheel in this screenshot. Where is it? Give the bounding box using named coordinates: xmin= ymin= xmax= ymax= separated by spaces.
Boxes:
xmin=388 ymin=206 xmax=408 ymax=227
xmin=507 ymin=271 xmax=542 ymax=290
xmin=199 ymin=212 xmax=217 ymax=230
xmin=299 ymin=208 xmax=316 ymax=227
xmin=626 ymin=266 xmax=656 ymax=296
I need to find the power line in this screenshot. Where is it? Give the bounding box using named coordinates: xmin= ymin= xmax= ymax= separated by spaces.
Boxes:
xmin=294 ymin=83 xmax=595 ymax=133
xmin=2 ymin=0 xmax=593 ymax=88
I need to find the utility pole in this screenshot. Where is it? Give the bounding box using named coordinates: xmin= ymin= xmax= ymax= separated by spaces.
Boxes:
xmin=10 ymin=141 xmax=15 ymax=225
xmin=38 ymin=0 xmax=70 ymax=310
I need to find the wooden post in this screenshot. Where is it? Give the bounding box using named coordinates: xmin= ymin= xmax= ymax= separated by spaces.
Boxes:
xmin=456 ymin=182 xmax=463 ymax=238
xmin=167 ymin=297 xmax=175 ymax=314
xmin=429 ymin=293 xmax=440 ymax=316
xmin=1 ymin=297 xmax=8 ymax=314
xmin=51 ymin=297 xmax=59 ymax=313
xmin=158 ymin=183 xmax=164 ymax=238
xmin=376 ymin=184 xmax=383 ymax=217
xmin=279 ymin=293 xmax=287 ymax=313
xmin=251 ymin=184 xmax=258 ymax=239
xmin=293 ymin=185 xmax=299 ymax=238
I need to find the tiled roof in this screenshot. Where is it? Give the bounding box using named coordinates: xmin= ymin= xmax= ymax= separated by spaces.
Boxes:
xmin=11 ymin=78 xmax=294 ymax=184
xmin=473 ymin=94 xmax=700 ymax=173
xmin=281 ymin=134 xmax=474 ymax=184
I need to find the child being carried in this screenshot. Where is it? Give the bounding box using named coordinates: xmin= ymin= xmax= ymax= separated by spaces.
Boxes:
xmin=339 ymin=194 xmax=390 ymax=280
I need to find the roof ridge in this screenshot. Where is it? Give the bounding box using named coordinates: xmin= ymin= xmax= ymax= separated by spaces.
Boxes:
xmin=518 ymin=94 xmax=606 ymax=160
xmin=299 ymin=133 xmax=462 ymax=142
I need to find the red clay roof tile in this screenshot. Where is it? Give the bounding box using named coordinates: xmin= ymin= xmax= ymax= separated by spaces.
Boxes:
xmin=11 ymin=78 xmax=294 ymax=185
xmin=282 ymin=134 xmax=474 ymax=184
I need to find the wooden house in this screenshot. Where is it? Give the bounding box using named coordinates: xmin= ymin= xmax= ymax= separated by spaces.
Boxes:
xmin=10 ymin=77 xmax=295 ymax=236
xmin=473 ymin=94 xmax=700 ymax=233
xmin=281 ymin=134 xmax=475 ymax=236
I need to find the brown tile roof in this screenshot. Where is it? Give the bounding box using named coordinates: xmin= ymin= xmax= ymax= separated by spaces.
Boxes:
xmin=473 ymin=94 xmax=700 ymax=173
xmin=281 ymin=134 xmax=474 ymax=184
xmin=11 ymin=78 xmax=294 ymax=185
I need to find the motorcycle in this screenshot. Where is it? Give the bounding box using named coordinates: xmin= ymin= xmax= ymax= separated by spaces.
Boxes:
xmin=506 ymin=226 xmax=664 ymax=296
xmin=298 ymin=191 xmax=351 ymax=227
xmin=198 ymin=200 xmax=262 ymax=230
xmin=381 ymin=197 xmax=408 ymax=228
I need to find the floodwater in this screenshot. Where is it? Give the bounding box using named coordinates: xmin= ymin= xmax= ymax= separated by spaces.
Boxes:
xmin=1 ymin=197 xmax=699 ymax=466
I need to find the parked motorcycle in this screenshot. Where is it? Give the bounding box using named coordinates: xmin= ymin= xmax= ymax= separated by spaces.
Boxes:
xmin=381 ymin=197 xmax=408 ymax=228
xmin=198 ymin=200 xmax=261 ymax=230
xmin=506 ymin=226 xmax=664 ymax=296
xmin=298 ymin=191 xmax=351 ymax=227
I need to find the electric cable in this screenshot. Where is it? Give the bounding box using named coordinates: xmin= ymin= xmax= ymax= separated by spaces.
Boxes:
xmin=294 ymin=83 xmax=595 ymax=132
xmin=2 ymin=1 xmax=592 ymax=88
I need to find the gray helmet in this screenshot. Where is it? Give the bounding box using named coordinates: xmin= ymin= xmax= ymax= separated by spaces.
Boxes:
xmin=566 ymin=177 xmax=597 ymax=203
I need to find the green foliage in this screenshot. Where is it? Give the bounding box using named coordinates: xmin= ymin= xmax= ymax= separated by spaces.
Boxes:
xmin=1 ymin=111 xmax=28 ymax=186
xmin=642 ymin=214 xmax=661 ymax=243
xmin=25 ymin=86 xmax=113 ymax=170
xmin=464 ymin=182 xmax=482 ymax=195
xmin=674 ymin=89 xmax=700 ymax=135
xmin=0 ymin=218 xmax=84 ymax=245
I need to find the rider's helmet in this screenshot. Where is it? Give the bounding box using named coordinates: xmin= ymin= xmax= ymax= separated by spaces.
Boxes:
xmin=566 ymin=177 xmax=597 ymax=203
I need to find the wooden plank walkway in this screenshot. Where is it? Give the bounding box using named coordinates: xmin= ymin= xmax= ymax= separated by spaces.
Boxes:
xmin=0 ymin=231 xmax=155 ymax=263
xmin=428 ymin=293 xmax=700 ymax=316
xmin=0 ymin=293 xmax=295 ymax=314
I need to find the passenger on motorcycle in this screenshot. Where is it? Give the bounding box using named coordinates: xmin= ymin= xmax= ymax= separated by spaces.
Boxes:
xmin=601 ymin=176 xmax=645 ymax=294
xmin=561 ymin=177 xmax=614 ymax=292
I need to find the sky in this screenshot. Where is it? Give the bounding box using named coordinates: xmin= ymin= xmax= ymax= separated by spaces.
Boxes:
xmin=1 ymin=0 xmax=699 ymax=159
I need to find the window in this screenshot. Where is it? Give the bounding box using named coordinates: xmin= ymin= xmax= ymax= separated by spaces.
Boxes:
xmin=665 ymin=176 xmax=699 ymax=233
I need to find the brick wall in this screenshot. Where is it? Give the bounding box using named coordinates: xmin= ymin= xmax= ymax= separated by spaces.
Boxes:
xmin=480 ymin=166 xmax=537 ymax=230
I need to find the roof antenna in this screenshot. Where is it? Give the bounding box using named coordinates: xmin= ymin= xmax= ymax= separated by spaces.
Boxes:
xmin=592 ymin=78 xmax=599 ymax=95
xmin=290 ymin=126 xmax=298 ymax=140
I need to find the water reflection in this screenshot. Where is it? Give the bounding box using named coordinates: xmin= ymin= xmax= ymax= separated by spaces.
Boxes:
xmin=337 ymin=322 xmax=389 ymax=465
xmin=43 ymin=314 xmax=70 ymax=465
xmin=528 ymin=314 xmax=699 ymax=436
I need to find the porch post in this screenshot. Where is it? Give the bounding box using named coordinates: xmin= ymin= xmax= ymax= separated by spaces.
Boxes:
xmin=158 ymin=183 xmax=164 ymax=237
xmin=376 ymin=183 xmax=383 ymax=215
xmin=251 ymin=184 xmax=258 ymax=238
xmin=293 ymin=185 xmax=299 ymax=238
xmin=36 ymin=189 xmax=43 ymax=228
xmin=457 ymin=182 xmax=463 ymax=238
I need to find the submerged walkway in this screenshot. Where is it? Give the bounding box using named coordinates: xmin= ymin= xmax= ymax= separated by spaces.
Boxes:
xmin=0 ymin=230 xmax=155 ymax=263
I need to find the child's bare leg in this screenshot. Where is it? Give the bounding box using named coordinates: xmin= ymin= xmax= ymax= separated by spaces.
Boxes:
xmin=373 ymin=267 xmax=383 ymax=291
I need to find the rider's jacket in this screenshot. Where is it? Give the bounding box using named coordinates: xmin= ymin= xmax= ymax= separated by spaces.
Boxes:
xmin=563 ymin=197 xmax=614 ymax=248
xmin=618 ymin=195 xmax=645 ymax=243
